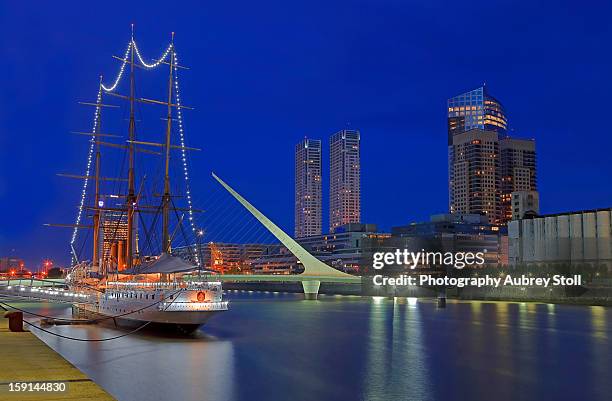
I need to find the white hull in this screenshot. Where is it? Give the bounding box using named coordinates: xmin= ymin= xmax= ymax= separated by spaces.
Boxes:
xmin=0 ymin=279 xmax=229 ymax=328
xmin=74 ymin=281 xmax=229 ymax=327
xmin=75 ymin=299 xmax=222 ymax=326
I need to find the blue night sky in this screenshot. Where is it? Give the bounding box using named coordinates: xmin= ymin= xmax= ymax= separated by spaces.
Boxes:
xmin=1 ymin=1 xmax=611 ymax=268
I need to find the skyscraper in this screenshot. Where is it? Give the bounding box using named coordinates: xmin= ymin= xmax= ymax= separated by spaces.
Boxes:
xmin=448 ymin=86 xmax=508 ymax=213
xmin=329 ymin=129 xmax=361 ymax=233
xmin=295 ymin=138 xmax=322 ymax=238
xmin=447 ymin=86 xmax=537 ymax=224
xmin=450 ymin=129 xmax=501 ymax=224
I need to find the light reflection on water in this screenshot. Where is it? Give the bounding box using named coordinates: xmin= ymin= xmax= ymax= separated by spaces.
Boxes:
xmin=6 ymin=294 xmax=612 ymax=401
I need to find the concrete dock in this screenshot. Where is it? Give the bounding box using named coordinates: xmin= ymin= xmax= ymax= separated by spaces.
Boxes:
xmin=0 ymin=317 xmax=114 ymax=400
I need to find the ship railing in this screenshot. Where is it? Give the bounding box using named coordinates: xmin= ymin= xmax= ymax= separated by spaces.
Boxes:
xmin=158 ymin=300 xmax=229 ymax=312
xmin=106 ymin=281 xmax=222 ymax=291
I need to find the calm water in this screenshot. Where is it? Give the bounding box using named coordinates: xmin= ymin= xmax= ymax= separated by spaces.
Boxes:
xmin=9 ymin=293 xmax=612 ymax=401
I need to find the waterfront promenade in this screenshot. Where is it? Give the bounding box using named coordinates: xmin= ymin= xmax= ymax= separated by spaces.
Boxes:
xmin=0 ymin=317 xmax=113 ymax=400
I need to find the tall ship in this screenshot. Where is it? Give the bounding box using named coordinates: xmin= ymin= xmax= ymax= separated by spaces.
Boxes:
xmin=54 ymin=30 xmax=228 ymax=332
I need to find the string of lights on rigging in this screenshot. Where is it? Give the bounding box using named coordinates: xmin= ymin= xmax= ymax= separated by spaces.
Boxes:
xmin=71 ymin=39 xmax=198 ymax=264
xmin=133 ymin=40 xmax=173 ymax=69
xmin=70 ymin=87 xmax=101 ymax=251
xmin=100 ymin=41 xmax=132 ymax=92
xmin=172 ymin=49 xmax=200 ymax=265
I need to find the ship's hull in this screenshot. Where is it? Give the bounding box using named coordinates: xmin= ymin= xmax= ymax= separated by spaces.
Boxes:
xmin=71 ymin=283 xmax=228 ymax=329
xmin=73 ymin=304 xmax=218 ymax=334
xmin=74 ymin=300 xmax=222 ymax=328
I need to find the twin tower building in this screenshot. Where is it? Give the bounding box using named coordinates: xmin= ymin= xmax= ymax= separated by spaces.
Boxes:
xmin=295 ymin=130 xmax=360 ymax=238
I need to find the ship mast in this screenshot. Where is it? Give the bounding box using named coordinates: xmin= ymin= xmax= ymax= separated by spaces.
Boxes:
xmin=162 ymin=33 xmax=175 ymax=254
xmin=55 ymin=32 xmax=201 ymax=272
xmin=92 ymin=75 xmax=103 ymax=273
xmin=126 ymin=25 xmax=137 ymax=269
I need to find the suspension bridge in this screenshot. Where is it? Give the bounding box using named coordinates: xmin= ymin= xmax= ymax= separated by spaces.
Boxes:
xmin=205 ymin=173 xmax=361 ymax=299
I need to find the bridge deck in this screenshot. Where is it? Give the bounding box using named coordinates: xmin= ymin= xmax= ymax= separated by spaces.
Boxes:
xmin=1 ymin=275 xmax=363 ymax=286
xmin=0 ymin=281 xmax=96 ymax=305
xmin=187 ymin=274 xmax=362 ymax=284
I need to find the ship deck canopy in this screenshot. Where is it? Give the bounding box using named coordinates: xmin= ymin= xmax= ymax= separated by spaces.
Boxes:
xmin=122 ymin=253 xmax=214 ymax=275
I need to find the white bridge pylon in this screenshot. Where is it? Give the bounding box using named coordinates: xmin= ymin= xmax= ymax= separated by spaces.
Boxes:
xmin=212 ymin=173 xmax=355 ymax=279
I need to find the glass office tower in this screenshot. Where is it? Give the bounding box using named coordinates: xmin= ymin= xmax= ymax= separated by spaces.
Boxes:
xmin=447 ymin=86 xmax=507 ymax=145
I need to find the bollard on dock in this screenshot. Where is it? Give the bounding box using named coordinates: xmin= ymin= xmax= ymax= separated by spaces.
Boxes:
xmin=4 ymin=311 xmax=25 ymax=332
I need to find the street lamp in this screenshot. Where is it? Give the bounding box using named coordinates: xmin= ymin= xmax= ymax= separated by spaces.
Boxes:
xmin=43 ymin=259 xmax=53 ymax=275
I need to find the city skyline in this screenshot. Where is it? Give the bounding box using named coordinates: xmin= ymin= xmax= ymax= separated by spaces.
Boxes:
xmin=2 ymin=1 xmax=612 ymax=267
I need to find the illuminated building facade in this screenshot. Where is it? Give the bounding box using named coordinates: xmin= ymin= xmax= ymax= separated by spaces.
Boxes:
xmin=450 ymin=129 xmax=502 ymax=223
xmin=330 ymin=129 xmax=361 ymax=233
xmin=295 ymin=138 xmax=322 ymax=238
xmin=447 ymin=86 xmax=537 ymax=224
xmin=392 ymin=213 xmax=508 ymax=266
xmin=251 ymin=223 xmax=389 ymax=275
xmin=500 ymin=138 xmax=537 ymax=221
xmin=447 ymin=86 xmax=508 ymax=144
xmin=448 ymin=86 xmax=507 ymax=214
xmin=250 ymin=246 xmax=301 ymax=275
xmin=173 ymin=242 xmax=277 ymax=273
xmin=101 ymin=211 xmax=129 ymax=270
xmin=449 ymin=129 xmax=538 ymax=225
xmin=0 ymin=257 xmax=25 ymax=274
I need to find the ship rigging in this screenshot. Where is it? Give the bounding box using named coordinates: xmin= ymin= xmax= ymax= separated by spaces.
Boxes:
xmin=43 ymin=28 xmax=228 ymax=331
